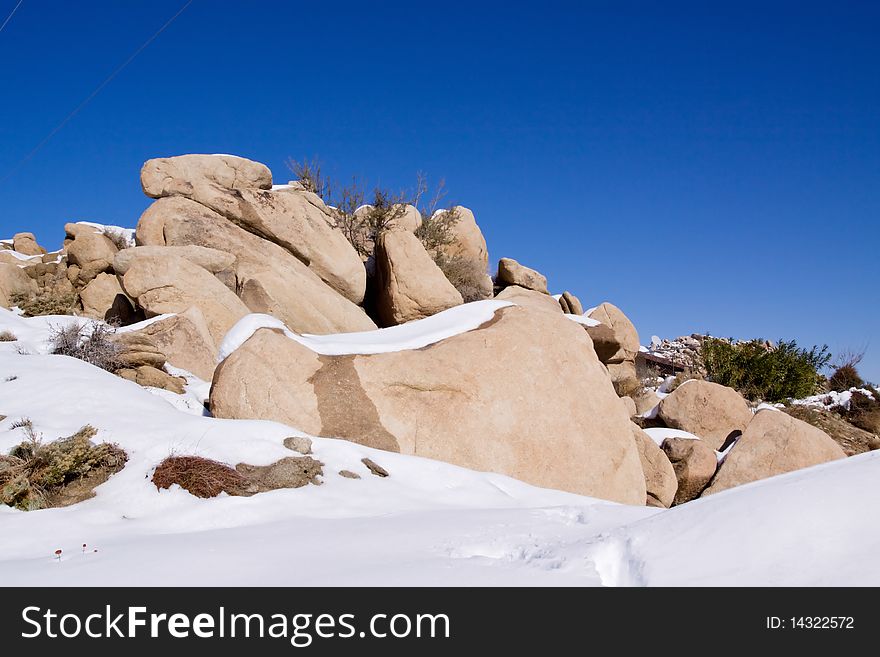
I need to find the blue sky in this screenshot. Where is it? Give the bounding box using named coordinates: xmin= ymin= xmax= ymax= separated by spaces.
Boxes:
xmin=1 ymin=1 xmax=877 ymax=379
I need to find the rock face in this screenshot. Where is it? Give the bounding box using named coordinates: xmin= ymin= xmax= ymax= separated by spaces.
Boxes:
xmin=658 ymin=380 xmax=753 ymax=450
xmin=632 ymin=425 xmax=677 ymax=508
xmin=141 ymin=155 xmax=365 ymax=303
xmin=66 ymin=232 xmax=118 ymax=284
xmin=111 ymin=332 xmax=167 ymax=370
xmin=558 ymin=291 xmax=583 ymax=315
xmin=437 ymin=206 xmax=489 ymax=269
xmin=662 ymin=437 xmax=717 ymax=505
xmin=129 ymin=306 xmax=218 ymax=381
xmin=496 ymin=257 xmax=548 ymax=293
xmin=587 ymin=302 xmax=641 ymax=393
xmin=13 ymin=233 xmax=46 ymax=256
xmin=584 ymin=323 xmax=620 ymax=363
xmin=113 ymin=245 xmax=235 ymax=276
xmin=120 ymin=255 xmax=249 ymax=345
xmin=136 ymin=197 xmax=376 ymax=335
xmin=79 ymin=273 xmax=135 ymax=323
xmin=703 ymin=410 xmax=846 ymax=496
xmin=495 ymin=285 xmax=562 ymax=314
xmin=211 ymin=304 xmax=646 ymax=504
xmin=374 ymin=231 xmax=463 ymax=326
xmin=0 ymin=264 xmax=38 ymax=308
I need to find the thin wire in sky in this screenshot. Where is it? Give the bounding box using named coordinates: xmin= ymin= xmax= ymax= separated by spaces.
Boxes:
xmin=0 ymin=0 xmax=24 ymax=34
xmin=0 ymin=0 xmax=194 ymax=185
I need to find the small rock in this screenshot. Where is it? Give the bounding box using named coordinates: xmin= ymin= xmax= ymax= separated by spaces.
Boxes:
xmin=283 ymin=436 xmax=313 ymax=455
xmin=339 ymin=470 xmax=361 ymax=479
xmin=362 ymin=457 xmax=389 ymax=478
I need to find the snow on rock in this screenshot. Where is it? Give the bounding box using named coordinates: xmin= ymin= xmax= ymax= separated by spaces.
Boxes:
xmin=791 ymin=388 xmax=878 ymax=411
xmin=72 ymin=221 xmax=136 ymax=247
xmin=564 ymin=313 xmax=602 ymax=327
xmin=643 ymin=427 xmax=701 ymax=446
xmin=218 ymin=300 xmax=513 ymax=361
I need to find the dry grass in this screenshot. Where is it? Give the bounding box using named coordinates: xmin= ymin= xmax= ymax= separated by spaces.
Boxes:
xmin=0 ymin=425 xmax=127 ymax=511
xmin=103 ymin=229 xmax=132 ymax=251
xmin=152 ymin=455 xmax=246 ymax=498
xmin=0 ymin=330 xmax=16 ymax=342
xmin=434 ymin=254 xmax=490 ymax=302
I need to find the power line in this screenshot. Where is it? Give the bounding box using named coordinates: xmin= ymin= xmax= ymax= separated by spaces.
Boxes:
xmin=0 ymin=0 xmax=24 ymax=34
xmin=0 ymin=0 xmax=194 ymax=185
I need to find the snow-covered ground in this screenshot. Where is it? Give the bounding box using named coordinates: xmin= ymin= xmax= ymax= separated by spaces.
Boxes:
xmin=1 ymin=309 xmax=879 ymax=586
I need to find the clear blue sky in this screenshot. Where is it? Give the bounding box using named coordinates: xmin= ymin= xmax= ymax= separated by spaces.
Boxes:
xmin=1 ymin=1 xmax=877 ymax=380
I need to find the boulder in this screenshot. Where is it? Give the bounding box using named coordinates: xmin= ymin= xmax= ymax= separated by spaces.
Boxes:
xmin=211 ymin=304 xmax=646 ymax=504
xmin=117 ymin=365 xmax=186 ymax=394
xmin=12 ymin=233 xmax=46 ymax=256
xmin=495 ymin=285 xmax=562 ymax=314
xmin=0 ymin=263 xmax=38 ymax=308
xmin=113 ymin=245 xmax=235 ymax=275
xmin=631 ymin=388 xmax=661 ymax=416
xmin=558 ymin=291 xmax=583 ymax=315
xmin=632 ymin=424 xmax=677 ymax=508
xmin=374 ymin=231 xmax=463 ymax=326
xmin=658 ymin=380 xmax=753 ymax=450
xmin=64 ymin=222 xmax=101 ymax=241
xmin=583 ymin=323 xmax=621 ymax=363
xmin=120 ymin=255 xmax=250 ymax=346
xmin=621 ymin=395 xmax=637 ymax=418
xmin=496 ymin=257 xmax=548 ymax=293
xmin=141 ymin=154 xmax=272 ymax=197
xmin=79 ymin=273 xmax=136 ymax=323
xmin=136 ymin=197 xmax=376 ymax=335
xmin=141 ymin=155 xmax=365 ymax=303
xmin=130 ymin=306 xmax=218 ymax=381
xmin=702 ymin=410 xmax=846 ymax=496
xmin=111 ymin=332 xmax=166 ymax=369
xmin=436 ymin=206 xmax=489 ymax=269
xmin=587 ymin=302 xmax=639 ymax=362
xmin=662 ymin=437 xmax=717 ymax=505
xmin=66 ymin=232 xmax=118 ymax=284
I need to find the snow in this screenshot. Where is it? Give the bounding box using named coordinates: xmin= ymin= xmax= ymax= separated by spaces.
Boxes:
xmin=1 ymin=309 xmax=879 ymax=586
xmin=642 ymin=427 xmax=701 ymax=446
xmin=790 ymin=387 xmax=878 ymax=411
xmin=218 ymin=300 xmax=513 ymax=361
xmin=74 ymin=221 xmax=135 ymax=247
xmin=564 ymin=313 xmax=601 ymax=327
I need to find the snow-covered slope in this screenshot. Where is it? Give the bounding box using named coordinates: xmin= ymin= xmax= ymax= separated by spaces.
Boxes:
xmin=1 ymin=311 xmax=878 ymax=586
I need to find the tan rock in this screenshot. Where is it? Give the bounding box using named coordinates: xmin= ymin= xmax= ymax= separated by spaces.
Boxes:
xmin=662 ymin=437 xmax=717 ymax=505
xmin=559 ymin=291 xmax=583 ymax=315
xmin=79 ymin=273 xmax=136 ymax=323
xmin=658 ymin=380 xmax=753 ymax=450
xmin=64 ymin=222 xmax=101 ymax=241
xmin=132 ymin=306 xmax=218 ymax=381
xmin=584 ymin=323 xmax=621 ymax=363
xmin=495 ymin=285 xmax=562 ymax=314
xmin=211 ymin=305 xmax=646 ymax=504
xmin=0 ymin=263 xmax=38 ymax=308
xmin=374 ymin=231 xmax=463 ymax=326
xmin=12 ymin=233 xmax=46 ymax=256
xmin=632 ymin=424 xmax=677 ymax=508
xmin=121 ymin=255 xmax=249 ymax=346
xmin=113 ymin=245 xmax=235 ymax=275
xmin=111 ymin=332 xmax=166 ymax=369
xmin=631 ymin=388 xmax=661 ymax=416
xmin=621 ymin=395 xmax=637 ymax=418
xmin=437 ymin=207 xmax=489 ymax=269
xmin=140 ymin=154 xmax=272 ymax=198
xmin=496 ymin=257 xmax=548 ymax=293
xmin=702 ymin=410 xmax=846 ymax=496
xmin=118 ymin=365 xmax=186 ymax=394
xmin=587 ymin=302 xmax=639 ymax=362
xmin=141 ymin=155 xmax=364 ymax=303
xmin=136 ymin=197 xmax=376 ymax=335
xmin=66 ymin=232 xmax=118 ymax=284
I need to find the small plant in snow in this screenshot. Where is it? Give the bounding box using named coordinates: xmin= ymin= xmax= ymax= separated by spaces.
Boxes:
xmin=103 ymin=229 xmax=132 ymax=251
xmin=0 ymin=330 xmax=17 ymax=342
xmin=49 ymin=322 xmax=123 ymax=373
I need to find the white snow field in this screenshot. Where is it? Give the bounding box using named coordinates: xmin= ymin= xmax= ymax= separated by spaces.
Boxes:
xmin=1 ymin=307 xmax=878 ymax=586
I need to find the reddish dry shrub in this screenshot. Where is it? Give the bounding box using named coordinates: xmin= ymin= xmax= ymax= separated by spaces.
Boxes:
xmin=152 ymin=456 xmax=245 ymax=498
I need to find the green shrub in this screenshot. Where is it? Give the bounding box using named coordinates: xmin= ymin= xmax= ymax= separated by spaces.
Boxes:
xmin=701 ymin=337 xmax=830 ymax=401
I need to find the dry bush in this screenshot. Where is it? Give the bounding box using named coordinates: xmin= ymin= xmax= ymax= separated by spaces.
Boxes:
xmin=838 ymin=390 xmax=880 ymax=435
xmin=434 ymin=254 xmax=490 ymax=302
xmin=828 ymin=348 xmax=866 ymax=392
xmin=152 ymin=455 xmax=245 ymax=498
xmin=49 ymin=322 xmax=123 ymax=373
xmin=664 ymin=369 xmax=704 ymax=393
xmin=0 ymin=425 xmax=126 ymax=511
xmin=12 ymin=290 xmax=79 ymax=317
xmin=0 ymin=330 xmax=16 ymax=342
xmin=285 ymin=157 xmax=332 ymax=199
